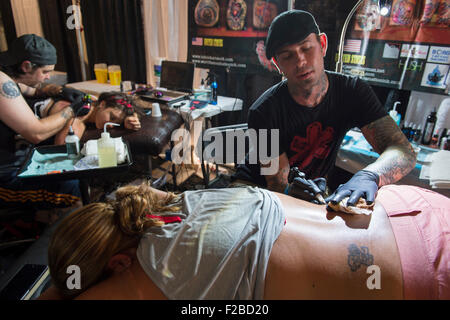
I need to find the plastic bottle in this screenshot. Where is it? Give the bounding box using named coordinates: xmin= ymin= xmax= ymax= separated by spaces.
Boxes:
xmin=401 ymin=122 xmax=411 ymax=140
xmin=439 ymin=128 xmax=448 ymax=147
xmin=98 ymin=122 xmax=120 ymax=168
xmin=409 ymin=123 xmax=416 ymax=142
xmin=210 ymin=76 xmax=218 ymax=105
xmin=413 ymin=125 xmax=422 ymax=143
xmin=441 ymin=136 xmax=449 ymax=150
xmin=65 ymin=126 xmax=80 ymax=159
xmin=421 ymin=110 xmax=437 ymax=145
xmin=389 ymin=101 xmax=402 ymax=126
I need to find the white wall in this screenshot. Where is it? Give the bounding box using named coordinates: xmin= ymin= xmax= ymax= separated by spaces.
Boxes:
xmin=10 ymin=0 xmax=44 ymax=37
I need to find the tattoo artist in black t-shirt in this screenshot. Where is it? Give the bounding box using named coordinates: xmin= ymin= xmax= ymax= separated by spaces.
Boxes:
xmin=243 ymin=10 xmax=416 ymax=207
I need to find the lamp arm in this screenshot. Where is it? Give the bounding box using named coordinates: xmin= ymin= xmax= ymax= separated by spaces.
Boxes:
xmin=335 ymin=0 xmax=365 ymax=73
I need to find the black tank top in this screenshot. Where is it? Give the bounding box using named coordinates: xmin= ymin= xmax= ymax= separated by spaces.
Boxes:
xmin=0 ymin=83 xmax=30 ymax=168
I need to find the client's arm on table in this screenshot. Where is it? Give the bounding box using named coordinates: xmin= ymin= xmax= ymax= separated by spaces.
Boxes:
xmin=123 ymin=112 xmax=141 ymax=131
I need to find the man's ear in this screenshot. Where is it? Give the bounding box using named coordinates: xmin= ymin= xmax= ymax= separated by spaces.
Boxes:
xmin=107 ymin=253 xmax=132 ymax=274
xmin=20 ymin=61 xmax=34 ymax=73
xmin=319 ymin=33 xmax=328 ymax=57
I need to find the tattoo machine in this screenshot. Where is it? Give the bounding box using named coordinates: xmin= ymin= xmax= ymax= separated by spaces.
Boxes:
xmin=288 ymin=167 xmax=327 ymax=204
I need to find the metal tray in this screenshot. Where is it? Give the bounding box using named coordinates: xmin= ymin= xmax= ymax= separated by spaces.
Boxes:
xmin=17 ymin=142 xmax=133 ymax=183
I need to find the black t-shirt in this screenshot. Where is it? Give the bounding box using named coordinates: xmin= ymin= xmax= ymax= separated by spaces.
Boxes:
xmin=246 ymin=71 xmax=387 ymax=185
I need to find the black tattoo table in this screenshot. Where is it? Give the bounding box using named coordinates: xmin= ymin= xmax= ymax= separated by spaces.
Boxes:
xmin=17 ymin=143 xmax=133 ymax=204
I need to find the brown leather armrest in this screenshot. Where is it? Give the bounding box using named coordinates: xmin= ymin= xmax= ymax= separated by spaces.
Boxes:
xmin=81 ymin=108 xmax=183 ymax=156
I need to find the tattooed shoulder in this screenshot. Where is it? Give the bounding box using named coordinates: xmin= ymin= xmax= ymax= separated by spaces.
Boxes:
xmin=0 ymin=81 xmax=21 ymax=99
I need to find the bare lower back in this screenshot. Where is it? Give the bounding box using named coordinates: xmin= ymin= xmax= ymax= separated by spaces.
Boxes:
xmin=264 ymin=193 xmax=403 ymax=299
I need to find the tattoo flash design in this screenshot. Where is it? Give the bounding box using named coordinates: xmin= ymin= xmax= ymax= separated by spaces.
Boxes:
xmin=355 ymin=0 xmax=381 ymax=31
xmin=227 ymin=0 xmax=247 ymax=31
xmin=1 ymin=81 xmax=21 ymax=99
xmin=347 ymin=244 xmax=374 ymax=272
xmin=420 ymin=0 xmax=440 ymax=24
xmin=195 ymin=0 xmax=220 ymax=27
xmin=390 ymin=0 xmax=416 ymax=26
xmin=253 ymin=0 xmax=278 ymax=29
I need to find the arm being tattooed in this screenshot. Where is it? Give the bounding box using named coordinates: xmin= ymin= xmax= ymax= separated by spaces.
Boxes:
xmin=17 ymin=82 xmax=61 ymax=98
xmin=35 ymin=83 xmax=62 ymax=97
xmin=361 ymin=115 xmax=416 ymax=186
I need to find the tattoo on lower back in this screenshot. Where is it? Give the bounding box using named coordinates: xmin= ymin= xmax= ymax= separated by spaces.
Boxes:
xmin=0 ymin=81 xmax=21 ymax=99
xmin=347 ymin=243 xmax=374 ymax=272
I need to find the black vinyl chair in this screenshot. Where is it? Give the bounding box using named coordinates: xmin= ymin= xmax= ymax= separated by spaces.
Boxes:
xmin=197 ymin=123 xmax=249 ymax=187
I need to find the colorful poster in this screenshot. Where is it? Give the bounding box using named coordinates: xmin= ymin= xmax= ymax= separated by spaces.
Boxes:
xmin=188 ymin=0 xmax=289 ymax=73
xmin=341 ymin=0 xmax=450 ymax=95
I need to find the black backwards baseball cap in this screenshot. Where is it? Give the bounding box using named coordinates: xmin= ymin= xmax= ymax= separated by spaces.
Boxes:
xmin=265 ymin=10 xmax=320 ymax=60
xmin=0 ymin=34 xmax=57 ymax=67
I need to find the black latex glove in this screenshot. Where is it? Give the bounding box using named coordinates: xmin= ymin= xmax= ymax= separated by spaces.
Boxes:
xmin=287 ymin=176 xmax=327 ymax=204
xmin=69 ymin=96 xmax=91 ymax=117
xmin=60 ymin=87 xmax=85 ymax=103
xmin=325 ymin=170 xmax=379 ymax=207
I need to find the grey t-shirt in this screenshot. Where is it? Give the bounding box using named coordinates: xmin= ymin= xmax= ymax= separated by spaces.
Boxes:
xmin=137 ymin=186 xmax=285 ymax=299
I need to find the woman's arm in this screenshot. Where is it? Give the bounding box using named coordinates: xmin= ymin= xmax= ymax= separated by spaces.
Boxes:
xmin=36 ymin=285 xmax=66 ymax=300
xmin=147 ymin=185 xmax=171 ymax=201
xmin=124 ymin=112 xmax=141 ymax=131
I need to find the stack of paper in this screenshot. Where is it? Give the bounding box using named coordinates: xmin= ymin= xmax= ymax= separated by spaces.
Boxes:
xmin=429 ymin=150 xmax=450 ymax=189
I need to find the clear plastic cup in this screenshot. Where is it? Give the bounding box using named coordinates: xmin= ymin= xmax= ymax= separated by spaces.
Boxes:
xmin=152 ymin=103 xmax=162 ymax=117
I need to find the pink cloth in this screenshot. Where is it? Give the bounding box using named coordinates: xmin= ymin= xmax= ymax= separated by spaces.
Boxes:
xmin=377 ymin=185 xmax=450 ymax=300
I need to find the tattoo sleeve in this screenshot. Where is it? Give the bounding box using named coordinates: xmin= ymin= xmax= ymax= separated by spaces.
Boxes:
xmin=361 ymin=115 xmax=416 ymax=186
xmin=264 ymin=163 xmax=289 ymax=193
xmin=0 ymin=81 xmax=21 ymax=99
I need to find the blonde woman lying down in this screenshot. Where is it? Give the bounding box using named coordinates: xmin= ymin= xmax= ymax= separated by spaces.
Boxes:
xmin=40 ymin=184 xmax=449 ymax=300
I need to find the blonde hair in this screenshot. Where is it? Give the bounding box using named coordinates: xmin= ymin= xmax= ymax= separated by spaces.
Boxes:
xmin=47 ymin=183 xmax=180 ymax=299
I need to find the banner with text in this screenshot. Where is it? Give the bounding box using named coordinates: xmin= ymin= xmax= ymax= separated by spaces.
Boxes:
xmin=341 ymin=0 xmax=450 ymax=95
xmin=188 ymin=0 xmax=289 ymax=73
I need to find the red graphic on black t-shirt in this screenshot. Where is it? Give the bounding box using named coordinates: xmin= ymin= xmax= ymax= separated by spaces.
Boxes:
xmin=289 ymin=122 xmax=334 ymax=170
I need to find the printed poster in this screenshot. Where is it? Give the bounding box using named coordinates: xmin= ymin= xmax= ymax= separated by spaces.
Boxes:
xmin=188 ymin=0 xmax=289 ymax=73
xmin=341 ymin=0 xmax=450 ymax=94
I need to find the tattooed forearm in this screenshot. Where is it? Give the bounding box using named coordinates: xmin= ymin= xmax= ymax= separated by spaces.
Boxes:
xmin=361 ymin=115 xmax=416 ymax=186
xmin=35 ymin=83 xmax=62 ymax=97
xmin=265 ymin=165 xmax=289 ymax=193
xmin=0 ymin=81 xmax=21 ymax=99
